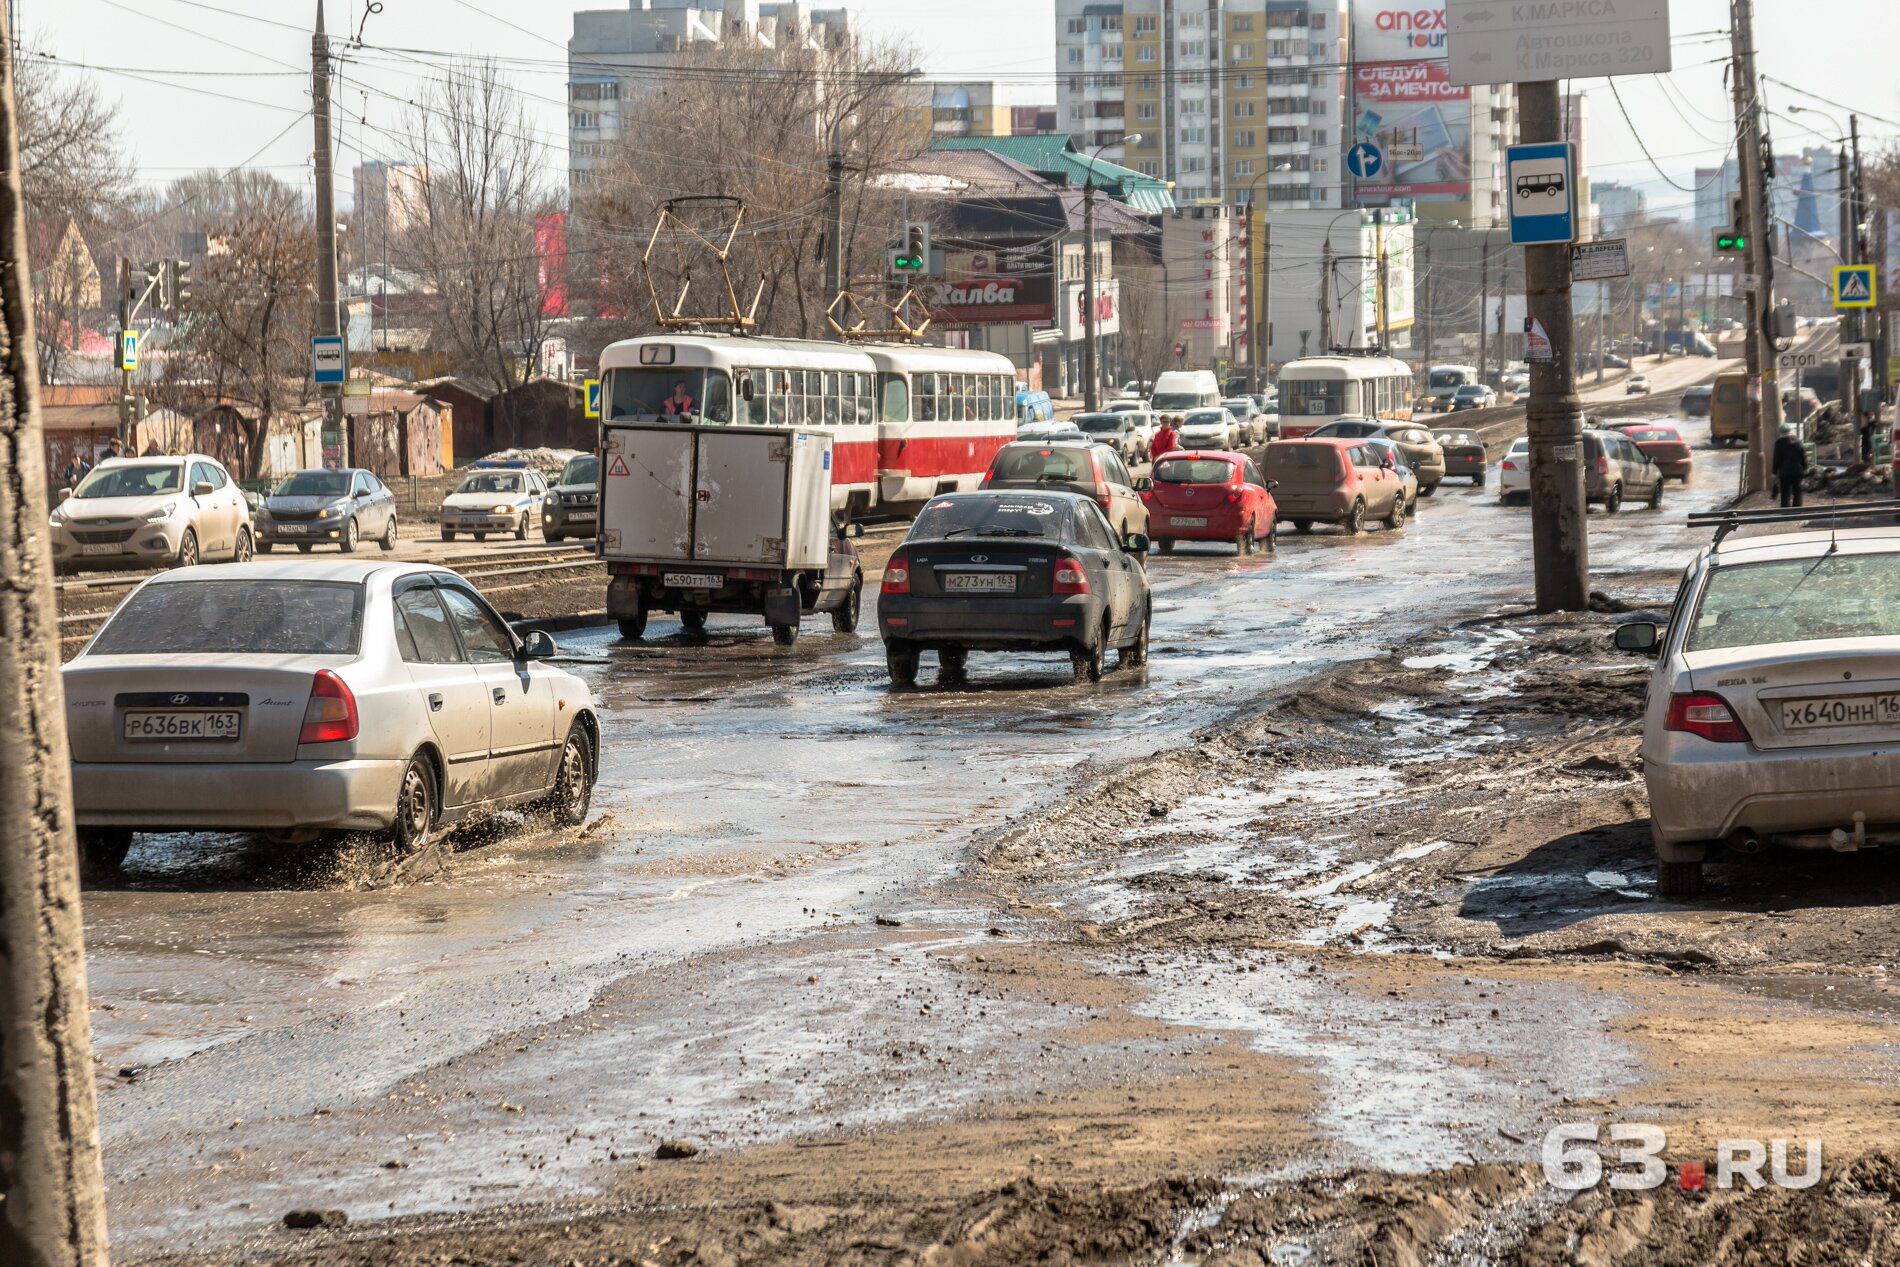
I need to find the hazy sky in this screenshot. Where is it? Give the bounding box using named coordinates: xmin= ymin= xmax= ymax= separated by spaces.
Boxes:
xmin=21 ymin=0 xmax=1900 ymax=221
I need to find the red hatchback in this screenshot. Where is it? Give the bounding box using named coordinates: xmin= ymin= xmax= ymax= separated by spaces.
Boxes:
xmin=1145 ymin=451 xmax=1278 ymax=555
xmin=1619 ymin=423 xmax=1694 ymax=481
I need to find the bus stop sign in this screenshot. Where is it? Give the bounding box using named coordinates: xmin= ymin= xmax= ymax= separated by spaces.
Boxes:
xmin=1506 ymin=142 xmax=1577 ymax=247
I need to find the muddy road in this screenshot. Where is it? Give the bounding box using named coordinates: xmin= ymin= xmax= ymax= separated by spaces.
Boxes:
xmin=96 ymin=414 xmax=1900 ymax=1266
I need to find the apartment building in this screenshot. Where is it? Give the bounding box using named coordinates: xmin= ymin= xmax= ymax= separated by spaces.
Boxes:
xmin=930 ymin=83 xmax=1059 ymax=140
xmin=1055 ymin=0 xmax=1350 ymax=211
xmin=567 ymin=0 xmax=854 ymax=188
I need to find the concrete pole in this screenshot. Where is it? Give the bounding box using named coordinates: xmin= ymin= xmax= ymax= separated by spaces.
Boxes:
xmin=1083 ymin=178 xmax=1099 ymax=411
xmin=824 ymin=115 xmax=844 ymax=300
xmin=1732 ymin=0 xmax=1773 ymax=493
xmin=313 ymin=2 xmax=345 ymax=465
xmin=1519 ymin=79 xmax=1589 ymax=614
xmin=1318 ymin=238 xmax=1332 ymax=352
xmin=0 ymin=1 xmax=112 ymax=1257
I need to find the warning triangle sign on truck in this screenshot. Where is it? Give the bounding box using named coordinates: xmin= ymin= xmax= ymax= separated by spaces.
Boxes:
xmin=607 ymin=455 xmax=630 ymax=477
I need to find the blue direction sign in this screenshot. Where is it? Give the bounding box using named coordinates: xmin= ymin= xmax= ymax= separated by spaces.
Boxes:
xmin=1506 ymin=142 xmax=1577 ymax=246
xmin=1834 ymin=265 xmax=1877 ymax=309
xmin=1345 ymin=142 xmax=1385 ymax=181
xmin=583 ymin=378 xmax=602 ymax=420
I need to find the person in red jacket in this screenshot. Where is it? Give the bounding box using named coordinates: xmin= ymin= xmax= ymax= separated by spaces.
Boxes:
xmin=1150 ymin=415 xmax=1180 ymax=462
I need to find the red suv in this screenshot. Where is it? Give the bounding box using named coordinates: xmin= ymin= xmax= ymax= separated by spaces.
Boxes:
xmin=1145 ymin=451 xmax=1278 ymax=555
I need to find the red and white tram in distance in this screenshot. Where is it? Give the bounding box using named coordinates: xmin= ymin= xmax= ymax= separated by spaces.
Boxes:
xmin=596 ymin=334 xmax=1020 ymax=516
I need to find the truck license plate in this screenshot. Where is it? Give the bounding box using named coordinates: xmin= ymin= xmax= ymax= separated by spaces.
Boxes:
xmin=1170 ymin=516 xmax=1208 ymax=528
xmin=664 ymin=572 xmax=722 ymax=589
xmin=1781 ymin=694 xmax=1900 ymax=729
xmin=944 ymin=573 xmax=1016 ymax=593
xmin=123 ymin=711 xmax=242 ymax=742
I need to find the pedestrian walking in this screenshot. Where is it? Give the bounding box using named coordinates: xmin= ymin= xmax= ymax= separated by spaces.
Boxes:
xmin=1773 ymin=422 xmax=1809 ymax=509
xmin=1151 ymin=415 xmax=1180 ymax=462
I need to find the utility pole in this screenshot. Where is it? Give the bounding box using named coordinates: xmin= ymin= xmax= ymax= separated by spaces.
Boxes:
xmin=824 ymin=117 xmax=844 ymax=299
xmin=1477 ymin=239 xmax=1490 ymax=384
xmin=117 ymin=255 xmax=132 ymax=439
xmin=1375 ymin=212 xmax=1390 ymax=351
xmin=0 ymin=1 xmax=112 ymax=1258
xmin=1519 ymin=79 xmax=1589 ymax=613
xmin=1318 ymin=238 xmax=1332 ymax=352
xmin=1420 ymin=237 xmax=1433 ymax=367
xmin=313 ymin=1 xmax=345 ymax=465
xmin=1082 ymin=175 xmax=1100 ymax=410
xmin=1731 ymin=0 xmax=1773 ymax=493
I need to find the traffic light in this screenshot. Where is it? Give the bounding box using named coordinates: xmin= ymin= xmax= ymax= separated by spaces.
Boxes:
xmin=145 ymin=260 xmax=167 ymax=311
xmin=169 ymin=258 xmax=192 ymax=312
xmin=891 ymin=223 xmax=929 ymax=275
xmin=1714 ymin=227 xmax=1747 ymax=254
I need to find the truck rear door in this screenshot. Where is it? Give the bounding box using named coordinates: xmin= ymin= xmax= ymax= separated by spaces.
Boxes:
xmin=695 ymin=429 xmax=790 ymax=566
xmin=601 ymin=424 xmax=695 ymax=561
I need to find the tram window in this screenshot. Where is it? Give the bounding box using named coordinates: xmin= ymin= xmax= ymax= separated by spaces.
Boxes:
xmin=881 ymin=374 xmax=909 ymax=423
xmin=977 ymin=377 xmax=992 ymax=422
xmin=704 ymin=370 xmax=732 ymax=423
xmin=1340 ymin=381 xmax=1361 ymax=414
xmin=916 ymin=373 xmax=937 ymax=421
xmin=857 ymin=373 xmax=873 ymax=424
xmin=823 ymin=372 xmax=840 ymax=425
xmin=738 ymin=369 xmax=766 ymax=424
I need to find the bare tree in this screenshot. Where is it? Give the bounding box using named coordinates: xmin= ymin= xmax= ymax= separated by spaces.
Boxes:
xmin=157 ymin=172 xmax=316 ymax=476
xmin=577 ymin=33 xmax=926 ymax=342
xmin=397 ymin=60 xmax=556 ymax=445
xmin=1115 ymin=258 xmax=1178 ymax=398
xmin=0 ymin=14 xmax=112 ymax=1265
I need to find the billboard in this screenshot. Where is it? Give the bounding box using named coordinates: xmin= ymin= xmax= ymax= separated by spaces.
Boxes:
xmin=1352 ymin=1 xmax=1471 ymax=203
xmin=925 ymin=244 xmax=1055 ymax=325
xmin=535 ymin=213 xmax=568 ymax=318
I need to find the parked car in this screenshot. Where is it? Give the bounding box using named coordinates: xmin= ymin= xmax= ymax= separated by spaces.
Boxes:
xmin=1450 ymin=384 xmax=1498 ymax=412
xmin=1618 ymin=423 xmax=1694 ymax=482
xmin=1627 ymin=373 xmax=1652 ymax=395
xmin=1601 ymin=353 xmax=1631 ymax=369
xmin=539 ymin=453 xmax=600 ymax=542
xmin=877 ymin=491 xmax=1152 ymax=687
xmin=1179 ymin=406 xmax=1243 ymax=451
xmin=1431 ymin=428 xmax=1488 ymax=486
xmin=1681 ymin=384 xmax=1714 ymax=418
xmin=981 ymin=439 xmax=1150 ymax=538
xmin=1221 ymin=397 xmax=1268 ymax=445
xmin=255 ymin=468 xmax=398 ymax=555
xmin=1498 ymin=437 xmax=1531 ymax=504
xmin=439 ymin=463 xmax=549 ymax=542
xmin=1105 ymin=398 xmax=1151 ymax=415
xmin=1309 ymin=420 xmax=1445 ymax=493
xmin=1072 ymin=412 xmax=1149 ymax=462
xmin=1586 ymin=428 xmax=1666 ymax=511
xmin=1145 ymin=451 xmax=1278 ymax=555
xmin=1614 ymin=511 xmax=1900 ymax=895
xmin=51 ymin=454 xmax=254 ymax=574
xmin=61 ymin=562 xmax=600 ymax=876
xmin=1262 ymin=438 xmax=1408 ymax=534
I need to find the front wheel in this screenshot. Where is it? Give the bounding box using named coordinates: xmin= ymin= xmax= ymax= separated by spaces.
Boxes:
xmin=257 ymin=540 xmax=274 ymax=554
xmin=515 ymin=514 xmax=529 ymax=541
xmin=1649 ymin=478 xmax=1665 ymax=508
xmin=78 ymin=828 xmax=134 ymax=881
xmin=887 ymin=643 xmax=920 ymax=687
xmin=1656 ymin=858 xmax=1704 ymax=898
xmin=831 ymin=575 xmax=863 ymax=634
xmin=339 ymin=516 xmax=360 ymax=554
xmin=441 ymin=527 xmax=455 ymax=542
xmin=297 ymin=543 xmax=314 ymax=554
xmin=389 ymin=756 xmax=438 ymax=855
xmin=381 ymin=514 xmax=399 ymax=551
xmin=176 ymin=528 xmax=199 ymax=569
xmin=538 ymin=727 xmax=595 ymax=827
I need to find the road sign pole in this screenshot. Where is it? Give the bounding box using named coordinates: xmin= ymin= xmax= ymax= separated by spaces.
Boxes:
xmin=1518 ymin=81 xmax=1588 ymax=614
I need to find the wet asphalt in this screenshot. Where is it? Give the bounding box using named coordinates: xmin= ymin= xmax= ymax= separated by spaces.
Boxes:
xmin=85 ymin=424 xmax=1746 ymax=1253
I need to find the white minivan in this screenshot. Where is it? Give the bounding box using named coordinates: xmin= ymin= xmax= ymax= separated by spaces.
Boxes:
xmin=1150 ymin=370 xmax=1222 ymax=415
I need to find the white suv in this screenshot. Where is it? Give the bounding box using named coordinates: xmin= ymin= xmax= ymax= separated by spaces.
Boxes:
xmin=52 ymin=455 xmax=254 ymax=574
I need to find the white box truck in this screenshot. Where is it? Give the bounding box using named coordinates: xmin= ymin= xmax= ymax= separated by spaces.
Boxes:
xmin=598 ymin=422 xmax=864 ymax=645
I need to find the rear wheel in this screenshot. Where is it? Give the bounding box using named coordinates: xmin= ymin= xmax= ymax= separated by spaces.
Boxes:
xmin=617 ymin=600 xmax=648 ymax=641
xmin=1473 ymin=472 xmax=1486 ymax=486
xmin=679 ymin=609 xmax=708 ymax=635
xmin=1603 ymin=482 xmax=1623 ymax=513
xmin=1236 ymin=522 xmax=1254 ymax=556
xmin=389 ymin=756 xmax=438 ymax=855
xmin=339 ymin=516 xmax=359 ymax=554
xmin=1342 ymin=500 xmax=1365 ymax=534
xmin=1657 ymin=859 xmax=1704 ymax=898
xmin=1418 ymin=482 xmax=1437 ymax=498
xmin=887 ymin=642 xmax=920 ymax=687
xmin=381 ymin=514 xmax=399 ymax=551
xmin=939 ymin=647 xmax=968 ymax=682
xmin=831 ymin=575 xmax=863 ymax=634
xmin=78 ymin=828 xmax=134 ymax=881
xmin=1385 ymin=494 xmax=1406 ymax=531
xmin=1071 ymin=621 xmax=1107 ymax=684
xmin=1260 ymin=517 xmax=1277 ymax=553
xmin=770 ymin=621 xmax=799 ymax=647
xmin=1157 ymin=539 xmax=1175 ymax=555
xmin=1118 ymin=602 xmax=1151 ymax=670
xmin=538 ymin=726 xmax=595 ymax=827
xmin=441 ymin=527 xmax=455 ymax=542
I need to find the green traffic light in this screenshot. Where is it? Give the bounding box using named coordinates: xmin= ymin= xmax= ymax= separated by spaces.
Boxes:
xmin=1716 ymin=232 xmax=1747 ymax=252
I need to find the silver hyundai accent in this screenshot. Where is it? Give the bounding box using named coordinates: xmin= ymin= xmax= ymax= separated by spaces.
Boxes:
xmin=63 ymin=561 xmax=600 ymax=876
xmin=1619 ymin=521 xmax=1900 ymax=897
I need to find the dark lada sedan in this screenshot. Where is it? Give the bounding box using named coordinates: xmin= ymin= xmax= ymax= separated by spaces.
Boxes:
xmin=877 ymin=491 xmax=1151 ymax=688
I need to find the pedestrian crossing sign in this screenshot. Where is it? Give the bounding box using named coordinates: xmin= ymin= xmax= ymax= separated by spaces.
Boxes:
xmin=584 ymin=378 xmax=602 ymax=420
xmin=1834 ymin=265 xmax=1877 ymax=309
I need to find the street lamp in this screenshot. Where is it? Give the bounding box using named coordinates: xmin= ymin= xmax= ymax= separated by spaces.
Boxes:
xmin=1082 ymin=132 xmax=1140 ymax=411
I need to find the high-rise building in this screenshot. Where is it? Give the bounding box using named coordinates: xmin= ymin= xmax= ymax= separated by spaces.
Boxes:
xmin=1693 ymin=149 xmax=1843 ymax=240
xmin=353 ymin=162 xmax=428 ymax=238
xmin=567 ymin=1 xmax=855 ymax=188
xmin=1592 ymin=181 xmax=1647 ymax=235
xmin=1055 ymin=0 xmax=1351 ymax=211
xmin=929 ymin=83 xmax=1059 ymax=139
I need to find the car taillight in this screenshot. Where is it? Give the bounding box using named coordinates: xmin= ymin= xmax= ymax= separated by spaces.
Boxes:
xmin=882 ymin=557 xmax=911 ymax=595
xmin=1502 ymin=460 xmax=1516 ymax=471
xmin=1597 ymin=455 xmax=1610 ymax=474
xmin=1665 ymin=692 xmax=1749 ymax=744
xmin=300 ymin=670 xmax=358 ymax=744
xmin=1227 ymin=489 xmax=1240 ymax=504
xmin=1095 ymin=484 xmax=1112 ymax=513
xmin=1053 ymin=555 xmax=1091 ymax=595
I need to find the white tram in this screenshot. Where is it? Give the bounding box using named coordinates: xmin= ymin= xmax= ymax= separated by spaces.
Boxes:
xmin=597 ymin=335 xmax=1020 ymax=515
xmin=1275 ymin=354 xmax=1417 ymax=439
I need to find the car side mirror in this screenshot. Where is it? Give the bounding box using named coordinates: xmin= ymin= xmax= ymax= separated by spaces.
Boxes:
xmin=193 ymin=480 xmax=215 ymax=497
xmin=1265 ymin=479 xmax=1279 ymax=491
xmin=1133 ymin=476 xmax=1153 ymax=492
xmin=1613 ymin=622 xmax=1661 ymax=655
xmin=839 ymin=521 xmax=865 ymax=539
xmin=57 ymin=487 xmax=72 ymax=504
xmin=1380 ymin=456 xmax=1394 ymax=470
xmin=355 ymin=489 xmax=371 ymax=499
xmin=518 ymin=630 xmax=558 ymax=661
xmin=1123 ymin=532 xmax=1151 ymax=554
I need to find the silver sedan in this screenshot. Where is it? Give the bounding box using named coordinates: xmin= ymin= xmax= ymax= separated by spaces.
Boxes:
xmin=63 ymin=560 xmax=600 ymax=876
xmin=1619 ymin=523 xmax=1900 ymax=897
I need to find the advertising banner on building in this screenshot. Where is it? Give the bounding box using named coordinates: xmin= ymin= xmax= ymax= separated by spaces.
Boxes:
xmin=925 ymin=244 xmax=1056 ymax=325
xmin=1884 ymin=210 xmax=1900 ymax=311
xmin=535 ymin=213 xmax=568 ymax=319
xmin=1351 ymin=2 xmax=1471 ymax=203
